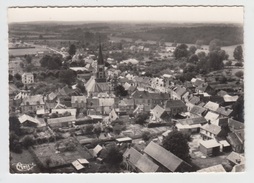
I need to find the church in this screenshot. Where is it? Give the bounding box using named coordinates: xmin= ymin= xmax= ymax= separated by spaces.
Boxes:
xmin=85 ymin=44 xmax=111 ymax=97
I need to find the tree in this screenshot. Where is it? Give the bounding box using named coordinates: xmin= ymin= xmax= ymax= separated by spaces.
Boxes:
xmin=104 ymin=145 xmax=123 ymax=167
xmin=174 ymin=44 xmax=189 ymax=59
xmin=68 ymin=44 xmax=76 ymax=56
xmin=24 ymin=55 xmax=32 ymax=64
xmin=197 ymin=51 xmax=206 ymax=61
xmin=233 ymin=45 xmax=243 ymax=61
xmin=134 ymin=112 xmax=149 ymax=125
xmin=93 ymin=125 xmax=102 ymax=138
xmin=232 ymin=95 xmax=244 ymax=122
xmin=76 ymin=81 xmax=86 ymax=94
xmin=235 ymin=71 xmax=244 ymax=78
xmin=59 ymin=70 xmax=76 ymax=85
xmin=208 ymin=50 xmax=224 ymax=71
xmin=84 ymin=124 xmax=94 ymax=134
xmin=22 ymin=135 xmax=35 ymax=149
xmin=225 ymin=60 xmax=232 ymax=66
xmin=10 ymin=132 xmax=22 ymax=154
xmin=162 ymin=131 xmax=190 ymax=162
xmin=9 ymin=116 xmax=21 ymax=135
xmin=189 ymin=46 xmax=197 ymax=55
xmin=114 ymin=85 xmax=128 ymax=97
xmin=209 ymin=39 xmax=221 ymax=51
xmin=40 ymin=54 xmax=62 ymax=70
xmin=14 ymin=73 xmax=21 ymax=80
xmin=14 ymin=81 xmax=24 ymax=88
xmin=142 ymin=131 xmax=152 ymax=142
xmin=188 ymin=54 xmax=199 ymax=63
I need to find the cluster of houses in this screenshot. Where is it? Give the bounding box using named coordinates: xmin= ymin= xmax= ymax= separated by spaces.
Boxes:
xmin=9 ymin=42 xmax=244 ymax=173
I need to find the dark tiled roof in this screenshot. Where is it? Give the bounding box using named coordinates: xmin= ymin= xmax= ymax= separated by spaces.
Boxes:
xmin=228 ymin=118 xmax=244 ymax=131
xmin=226 ymin=151 xmax=245 ymax=165
xmin=136 ymin=154 xmax=159 ymax=172
xmin=165 ymin=100 xmax=186 ymax=109
xmin=132 ymin=90 xmax=169 ymax=100
xmin=177 ymin=117 xmax=207 ymax=125
xmin=189 ymin=96 xmax=200 ymax=105
xmin=227 ymin=133 xmax=243 ymax=147
xmin=123 ymin=147 xmax=142 ymax=166
xmin=190 ymin=106 xmax=207 ymax=116
xmin=144 ymin=141 xmax=189 ymax=172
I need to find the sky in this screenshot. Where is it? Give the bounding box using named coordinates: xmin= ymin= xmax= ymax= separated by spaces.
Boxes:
xmin=8 ymin=6 xmax=244 ymax=24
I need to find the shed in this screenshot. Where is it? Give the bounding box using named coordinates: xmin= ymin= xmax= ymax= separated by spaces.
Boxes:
xmin=72 ymin=160 xmax=84 ymax=171
xmin=199 ymin=139 xmax=220 ymax=157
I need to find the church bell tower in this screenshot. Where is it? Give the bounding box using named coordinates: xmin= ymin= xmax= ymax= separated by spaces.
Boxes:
xmin=96 ymin=43 xmax=106 ymax=83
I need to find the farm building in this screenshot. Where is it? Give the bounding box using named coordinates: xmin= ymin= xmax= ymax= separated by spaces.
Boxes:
xmin=199 ymin=139 xmax=221 ymax=157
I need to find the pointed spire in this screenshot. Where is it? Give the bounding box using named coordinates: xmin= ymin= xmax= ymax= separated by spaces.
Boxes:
xmin=98 ymin=42 xmax=104 ymax=65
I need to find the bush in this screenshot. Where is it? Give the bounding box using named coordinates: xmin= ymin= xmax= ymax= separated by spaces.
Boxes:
xmin=142 ymin=131 xmax=152 ymax=141
xmin=85 ymin=124 xmax=94 ymax=134
xmin=235 ymin=62 xmax=243 ymax=67
xmin=134 ymin=112 xmax=150 ymax=125
xmin=235 ymin=71 xmax=244 ymax=78
xmin=225 ymin=60 xmax=232 ymax=66
xmin=22 ymin=135 xmax=35 ymax=149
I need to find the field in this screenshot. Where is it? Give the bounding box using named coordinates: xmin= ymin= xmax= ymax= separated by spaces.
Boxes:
xmin=9 ymin=47 xmax=50 ymax=56
xmin=31 ymin=138 xmax=93 ymax=168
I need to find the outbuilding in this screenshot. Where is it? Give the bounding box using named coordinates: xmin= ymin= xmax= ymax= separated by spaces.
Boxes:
xmin=199 ymin=139 xmax=221 ymax=157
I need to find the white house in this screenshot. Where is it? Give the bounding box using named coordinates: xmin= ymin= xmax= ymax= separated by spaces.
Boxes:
xmin=22 ymin=72 xmax=34 ymax=84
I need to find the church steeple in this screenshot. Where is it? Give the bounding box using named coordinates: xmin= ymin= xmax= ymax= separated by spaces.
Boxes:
xmin=96 ymin=43 xmax=106 ymax=83
xmin=97 ymin=43 xmax=104 ymax=65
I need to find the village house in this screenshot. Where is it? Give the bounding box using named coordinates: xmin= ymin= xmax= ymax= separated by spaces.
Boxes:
xmin=86 ymin=98 xmax=100 ymax=115
xmin=189 ymin=105 xmax=207 ymax=118
xmin=133 ymin=76 xmax=152 ymax=90
xmin=20 ymin=95 xmax=45 ymax=113
xmin=44 ymin=91 xmax=58 ymax=110
xmin=195 ymin=83 xmax=215 ymax=95
xmin=204 ymin=101 xmax=220 ymax=112
xmin=227 ymin=132 xmax=244 ymax=153
xmin=22 ymin=72 xmax=34 ymax=84
xmin=108 ymin=108 xmax=119 ymax=123
xmin=9 ymin=57 xmax=23 ymax=75
xmin=51 ymin=108 xmax=77 ymax=117
xmin=132 ymin=90 xmax=170 ymax=109
xmin=204 ymin=111 xmax=220 ymax=122
xmin=143 ymin=141 xmax=192 ymax=172
xmin=123 ymin=147 xmax=159 ymax=173
xmin=118 ymin=98 xmax=135 ymax=114
xmin=164 ymin=100 xmax=187 ymax=116
xmin=191 ymin=78 xmax=205 ymax=87
xmin=98 ymin=97 xmax=115 ymax=115
xmin=226 ymin=118 xmax=244 ymax=153
xmin=175 ymin=117 xmax=207 ymax=133
xmin=47 ymin=115 xmax=76 ymax=128
xmin=171 ymin=85 xmax=189 ymax=101
xmin=18 ymin=114 xmax=46 ymax=129
xmin=71 ymin=96 xmax=87 ymax=109
xmin=200 ymin=123 xmax=224 ymax=140
xmin=226 ymin=151 xmax=245 ymax=166
xmin=150 ymin=105 xmax=171 ymax=124
xmin=56 ymin=86 xmax=76 ymax=107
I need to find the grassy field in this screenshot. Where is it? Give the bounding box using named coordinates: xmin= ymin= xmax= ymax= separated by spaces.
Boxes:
xmin=9 ymin=47 xmax=50 ymax=56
